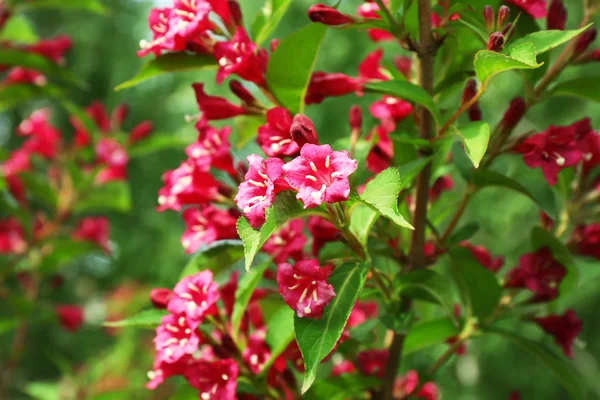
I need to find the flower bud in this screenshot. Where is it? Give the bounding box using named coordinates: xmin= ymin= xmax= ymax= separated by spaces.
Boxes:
xmin=487 ymin=32 xmax=505 ymax=52
xmin=290 ymin=114 xmax=319 ymax=148
xmin=501 ymin=23 xmax=514 ymax=41
xmin=349 ymin=105 xmax=362 ymax=131
xmin=129 ymin=121 xmax=153 ymax=144
xmin=501 ymin=97 xmax=526 ymax=131
xmin=468 ymin=104 xmax=483 ymax=121
xmin=496 ymin=6 xmax=510 ymax=30
xmin=483 ymin=6 xmax=495 ymax=32
xmin=270 ymin=38 xmax=280 ymax=53
xmin=150 ymin=288 xmax=172 ymax=309
xmin=547 ymin=0 xmax=567 ymax=30
xmin=229 ymin=80 xmax=257 ymax=105
xmin=228 ymin=0 xmax=243 ymax=26
xmin=56 ymin=305 xmax=84 ymax=332
xmin=575 ymin=28 xmax=597 ymax=54
xmin=461 ymin=79 xmax=478 ymax=104
xmin=308 ymin=4 xmax=355 ymax=26
xmin=112 ymin=104 xmax=129 ymax=129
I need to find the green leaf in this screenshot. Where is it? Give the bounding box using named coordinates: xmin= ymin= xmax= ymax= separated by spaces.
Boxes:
xmin=531 ymin=227 xmax=578 ymax=295
xmin=103 ymin=309 xmax=168 ymax=329
xmin=295 ymin=262 xmax=370 ymax=393
xmin=115 ymin=53 xmax=217 ymax=91
xmin=12 ymin=0 xmax=110 ymax=14
xmin=0 ymin=83 xmax=41 ymax=111
xmin=507 ymin=24 xmax=593 ymax=56
xmin=0 ymin=48 xmax=84 ymax=87
xmin=449 ymin=247 xmax=502 ymax=321
xmin=359 ymin=168 xmax=414 ymax=230
xmin=0 ymin=16 xmax=39 ymax=44
xmin=446 ymin=222 xmax=480 ymax=245
xmin=251 ymin=0 xmax=293 ymax=46
xmin=179 ymin=240 xmax=244 ymax=278
xmin=261 ymin=306 xmax=295 ymax=375
xmin=304 ymin=374 xmax=381 ymax=400
xmin=403 ymin=318 xmax=460 ymax=355
xmin=488 ymin=328 xmax=584 ymax=400
xmin=474 ymin=41 xmax=542 ymax=84
xmin=235 ymin=115 xmax=265 ymax=149
xmin=452 ymin=121 xmax=490 ymax=168
xmin=237 ymin=191 xmax=309 ymax=271
xmin=127 ymin=134 xmax=190 ymax=158
xmin=39 ymin=239 xmax=98 ymax=273
xmin=550 ymin=78 xmax=600 ymax=103
xmin=349 ymin=204 xmax=379 ymax=247
xmin=266 ymin=23 xmax=328 ymax=114
xmin=23 ymin=382 xmax=59 ymax=400
xmin=397 ymin=157 xmax=431 ymax=191
xmin=231 ymin=260 xmax=271 ymax=338
xmin=73 ymin=181 xmax=131 ymax=214
xmin=365 ymin=80 xmax=442 ymax=126
xmin=398 ymin=269 xmax=454 ymax=317
xmin=472 ymin=169 xmax=558 ymax=219
xmin=19 ymin=172 xmax=57 ymax=208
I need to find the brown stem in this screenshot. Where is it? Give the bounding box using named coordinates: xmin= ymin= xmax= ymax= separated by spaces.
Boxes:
xmin=436 ymin=90 xmax=484 ymax=137
xmin=440 ymin=187 xmax=474 ymax=243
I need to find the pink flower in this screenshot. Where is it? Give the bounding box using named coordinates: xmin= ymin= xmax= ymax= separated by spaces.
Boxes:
xmin=1 ymin=149 xmax=31 ymax=177
xmin=429 ymin=175 xmax=454 ymax=202
xmin=262 ymin=219 xmax=305 ymax=263
xmin=137 ymin=7 xmax=176 ymax=57
xmin=242 ymin=330 xmax=272 ymax=374
xmin=506 ymin=0 xmax=547 ymax=18
xmin=157 ymin=159 xmax=219 ymax=212
xmin=505 ymin=248 xmax=567 ymax=303
xmin=283 ymin=144 xmax=357 ymax=208
xmin=186 ymin=120 xmax=235 ymax=174
xmin=394 ymin=370 xmax=439 ymax=400
xmin=308 ymin=216 xmax=339 ymax=255
xmin=357 ymin=1 xmax=395 ymax=41
xmin=193 ymin=83 xmax=249 ymax=120
xmin=515 ymin=120 xmax=587 ymax=185
xmin=277 ymin=259 xmax=336 ymax=318
xmin=150 ymin=288 xmax=172 ymax=309
xmin=347 ymin=301 xmax=378 ymax=328
xmin=331 ymin=359 xmax=356 ymax=376
xmin=235 ymin=154 xmax=286 ymax=228
xmin=55 ymin=305 xmax=84 ymax=332
xmin=180 ymin=206 xmax=237 ymax=253
xmin=154 ymin=313 xmax=202 ymax=365
xmin=460 ymin=242 xmax=505 ymax=273
xmin=534 ymin=309 xmax=582 ymax=358
xmin=356 ymin=349 xmax=388 ymax=378
xmin=147 ymin=355 xmax=195 ymax=390
xmin=573 ymin=224 xmax=600 ymax=260
xmin=257 ymin=107 xmax=299 ymax=157
xmin=96 ymin=138 xmax=129 ymax=167
xmin=17 ymin=109 xmax=61 ymax=159
xmin=369 ymin=96 xmax=413 ymax=132
xmin=184 ymin=358 xmax=239 ymax=399
xmin=214 ymin=27 xmax=268 ymax=84
xmin=72 ymin=217 xmax=111 ymax=254
xmin=168 ymin=271 xmax=219 ymax=322
xmin=358 ymin=49 xmax=389 ymax=81
xmin=305 ymin=72 xmax=363 ymax=105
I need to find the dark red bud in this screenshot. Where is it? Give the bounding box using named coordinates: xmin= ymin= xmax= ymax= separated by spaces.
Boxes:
xmin=112 ymin=104 xmax=129 ymax=129
xmin=483 ymin=6 xmax=495 ymax=32
xmin=0 ymin=8 xmax=11 ymax=31
xmin=497 ymin=6 xmax=510 ymax=30
xmin=290 ymin=114 xmax=319 ymax=148
xmin=547 ymin=0 xmax=567 ymax=30
xmin=51 ymin=274 xmax=65 ymax=289
xmin=501 ymin=23 xmax=514 ymax=41
xmin=349 ymin=105 xmax=362 ymax=131
xmin=270 ymin=38 xmax=280 ymax=53
xmin=228 ymin=0 xmax=243 ymax=26
xmin=461 ymin=79 xmax=478 ymax=104
xmin=575 ymin=28 xmax=597 ymax=54
xmin=308 ymin=4 xmax=355 ymax=26
xmin=129 ymin=121 xmax=153 ymax=144
xmin=487 ymin=32 xmax=505 ymax=52
xmin=590 ymin=49 xmax=600 ymax=61
xmin=501 ymin=97 xmax=526 ymax=130
xmin=150 ymin=288 xmax=172 ymax=309
xmin=468 ymin=104 xmax=482 ymax=121
xmin=56 ymin=305 xmax=84 ymax=332
xmin=229 ymin=80 xmax=257 ymax=105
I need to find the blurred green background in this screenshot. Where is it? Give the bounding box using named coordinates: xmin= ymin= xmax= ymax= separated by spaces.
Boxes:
xmin=1 ymin=0 xmax=600 ymax=398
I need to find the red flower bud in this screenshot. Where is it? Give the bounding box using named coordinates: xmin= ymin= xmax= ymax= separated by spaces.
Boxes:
xmin=349 ymin=105 xmax=362 ymax=131
xmin=150 ymin=288 xmax=172 ymax=309
xmin=547 ymin=0 xmax=567 ymax=30
xmin=308 ymin=4 xmax=355 ymax=26
xmin=501 ymin=22 xmax=515 ymax=41
xmin=483 ymin=6 xmax=495 ymax=32
xmin=129 ymin=121 xmax=153 ymax=144
xmin=112 ymin=104 xmax=129 ymax=129
xmin=501 ymin=97 xmax=526 ymax=130
xmin=290 ymin=114 xmax=319 ymax=148
xmin=228 ymin=0 xmax=243 ymax=26
xmin=229 ymin=80 xmax=257 ymax=105
xmin=497 ymin=5 xmax=510 ymax=30
xmin=589 ymin=49 xmax=600 ymax=61
xmin=468 ymin=105 xmax=483 ymax=122
xmin=270 ymin=38 xmax=280 ymax=53
xmin=575 ymin=28 xmax=597 ymax=54
xmin=461 ymin=79 xmax=478 ymax=104
xmin=487 ymin=32 xmax=505 ymax=52
xmin=56 ymin=305 xmax=84 ymax=332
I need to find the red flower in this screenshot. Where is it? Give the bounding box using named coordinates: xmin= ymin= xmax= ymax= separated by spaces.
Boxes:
xmin=547 ymin=0 xmax=567 ymax=30
xmin=369 ymin=96 xmax=413 ymax=132
xmin=506 ymin=0 xmax=547 ymax=18
xmin=347 ymin=301 xmax=378 ymax=328
xmin=242 ymin=330 xmax=272 ymax=374
xmin=257 ymin=107 xmax=299 ymax=157
xmin=180 ymin=206 xmax=237 ymax=253
xmin=308 ymin=216 xmax=339 ymax=255
xmin=55 ymin=305 xmax=84 ymax=332
xmin=283 ymin=144 xmax=357 ymax=208
xmin=331 ymin=359 xmax=356 ymax=376
xmin=147 ymin=354 xmax=196 ymax=390
xmin=154 ymin=313 xmax=202 ymax=365
xmin=235 ymin=154 xmax=286 ymax=228
xmin=73 ymin=217 xmax=111 ymax=254
xmin=356 ymin=349 xmax=388 ymax=378
xmin=357 ymin=1 xmax=395 ymax=42
xmin=96 ymin=138 xmax=129 ymax=182
xmin=17 ymin=109 xmax=61 ymax=159
xmin=579 ymin=130 xmax=600 ymax=178
xmin=460 ymin=242 xmax=505 ymax=273
xmin=367 ymin=125 xmax=394 ymax=174
xmin=184 ymin=358 xmax=239 ymax=399
xmin=394 ymin=370 xmax=439 ymax=400
xmin=505 ymin=248 xmax=567 ymax=302
xmin=137 ymin=7 xmax=175 ymax=57
xmin=214 ymin=27 xmax=268 ymax=85
xmin=309 ymin=4 xmax=356 ymax=25
xmin=167 ymin=271 xmax=220 ymax=323
xmin=193 ymin=83 xmax=249 ymax=120
xmin=358 ymin=49 xmax=389 ymax=81
xmin=573 ymin=224 xmax=600 ymax=260
xmin=277 ymin=259 xmax=336 ymax=318
xmin=534 ymin=309 xmax=582 ymax=358
xmin=186 ymin=121 xmax=235 ymax=174
xmin=305 ymin=72 xmax=363 ymax=105
xmin=157 ymin=159 xmax=220 ymax=212
xmin=263 ymin=219 xmax=307 ymax=263
xmin=429 ymin=175 xmax=454 ymax=202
